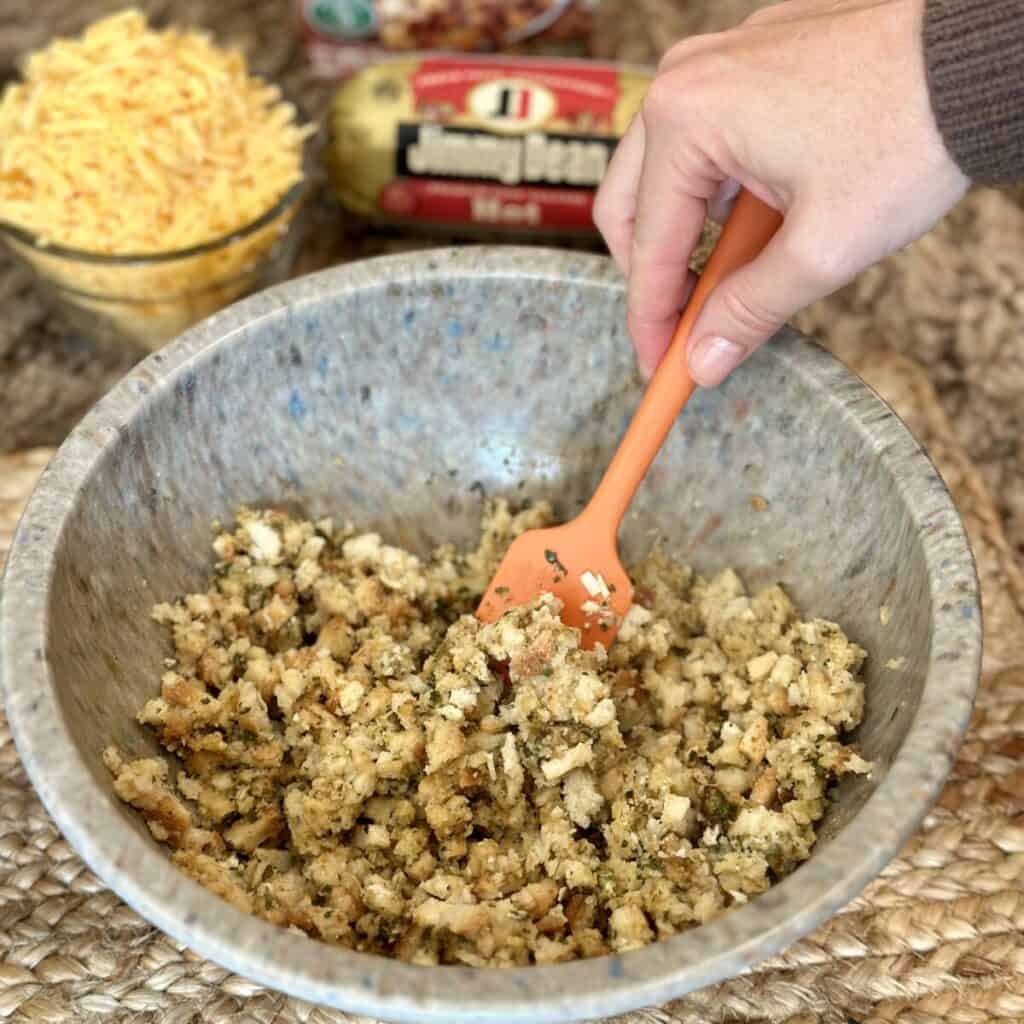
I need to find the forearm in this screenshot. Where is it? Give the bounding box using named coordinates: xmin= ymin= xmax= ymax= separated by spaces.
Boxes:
xmin=924 ymin=0 xmax=1024 ymax=185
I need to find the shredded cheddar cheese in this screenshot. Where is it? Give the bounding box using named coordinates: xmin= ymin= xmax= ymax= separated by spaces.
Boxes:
xmin=0 ymin=10 xmax=312 ymax=254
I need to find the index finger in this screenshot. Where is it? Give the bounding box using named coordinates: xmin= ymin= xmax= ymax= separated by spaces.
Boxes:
xmin=593 ymin=113 xmax=646 ymax=275
xmin=627 ymin=103 xmax=716 ymax=374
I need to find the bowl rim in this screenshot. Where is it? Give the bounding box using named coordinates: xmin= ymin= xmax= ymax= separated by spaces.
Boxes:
xmin=0 ymin=177 xmax=307 ymax=266
xmin=0 ymin=247 xmax=981 ymax=1024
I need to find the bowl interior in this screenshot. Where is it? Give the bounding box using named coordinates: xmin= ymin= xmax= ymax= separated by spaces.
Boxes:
xmin=49 ymin=257 xmax=932 ymax=854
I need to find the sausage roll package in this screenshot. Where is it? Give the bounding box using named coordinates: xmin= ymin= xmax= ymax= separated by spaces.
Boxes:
xmin=324 ymin=54 xmax=651 ymax=238
xmin=297 ymin=0 xmax=600 ymax=79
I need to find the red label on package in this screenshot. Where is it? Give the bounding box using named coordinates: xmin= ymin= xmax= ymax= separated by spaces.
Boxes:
xmin=326 ymin=54 xmax=651 ymax=235
xmin=392 ymin=57 xmax=622 ymax=201
xmin=411 ymin=57 xmax=619 ymax=123
xmin=378 ymin=179 xmax=595 ymax=229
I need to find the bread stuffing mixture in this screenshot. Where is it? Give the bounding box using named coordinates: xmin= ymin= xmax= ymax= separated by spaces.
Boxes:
xmin=106 ymin=500 xmax=871 ymax=966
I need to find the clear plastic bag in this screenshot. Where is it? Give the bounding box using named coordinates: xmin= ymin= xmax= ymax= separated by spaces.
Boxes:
xmin=297 ymin=0 xmax=599 ymax=79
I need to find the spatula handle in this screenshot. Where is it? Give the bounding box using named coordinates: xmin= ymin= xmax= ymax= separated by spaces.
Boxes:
xmin=583 ymin=189 xmax=783 ymax=533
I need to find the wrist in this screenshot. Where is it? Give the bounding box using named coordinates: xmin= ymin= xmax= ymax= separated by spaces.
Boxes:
xmin=923 ymin=0 xmax=1024 ymax=184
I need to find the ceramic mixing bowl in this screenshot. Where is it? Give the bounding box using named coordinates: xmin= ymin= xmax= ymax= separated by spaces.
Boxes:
xmin=0 ymin=248 xmax=980 ymax=1023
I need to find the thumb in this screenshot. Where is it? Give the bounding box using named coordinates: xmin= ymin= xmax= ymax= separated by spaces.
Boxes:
xmin=685 ymin=215 xmax=834 ymax=387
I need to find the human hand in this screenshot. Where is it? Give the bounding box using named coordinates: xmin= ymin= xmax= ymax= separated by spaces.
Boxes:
xmin=593 ymin=0 xmax=968 ymax=386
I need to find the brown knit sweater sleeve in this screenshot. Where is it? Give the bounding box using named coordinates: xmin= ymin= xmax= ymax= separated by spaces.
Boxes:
xmin=924 ymin=0 xmax=1024 ymax=185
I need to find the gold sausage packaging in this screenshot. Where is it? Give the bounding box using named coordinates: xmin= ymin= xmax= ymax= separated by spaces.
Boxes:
xmin=324 ymin=55 xmax=651 ymax=236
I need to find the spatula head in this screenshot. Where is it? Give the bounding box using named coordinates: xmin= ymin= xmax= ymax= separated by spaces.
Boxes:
xmin=476 ymin=520 xmax=633 ymax=650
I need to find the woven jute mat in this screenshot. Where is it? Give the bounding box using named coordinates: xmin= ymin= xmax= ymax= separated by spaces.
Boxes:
xmin=2 ymin=2 xmax=1024 ymax=1021
xmin=2 ymin=348 xmax=1023 ymax=1024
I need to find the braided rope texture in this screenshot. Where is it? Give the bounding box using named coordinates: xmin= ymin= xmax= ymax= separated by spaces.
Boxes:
xmin=0 ymin=1 xmax=1023 ymax=1018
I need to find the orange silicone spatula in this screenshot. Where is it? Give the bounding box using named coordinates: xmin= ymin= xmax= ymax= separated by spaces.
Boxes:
xmin=477 ymin=189 xmax=783 ymax=649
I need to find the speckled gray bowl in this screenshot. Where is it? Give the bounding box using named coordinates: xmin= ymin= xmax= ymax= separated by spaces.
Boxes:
xmin=0 ymin=248 xmax=980 ymax=1023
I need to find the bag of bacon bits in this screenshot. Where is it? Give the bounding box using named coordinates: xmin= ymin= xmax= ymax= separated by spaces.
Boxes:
xmin=324 ymin=54 xmax=651 ymax=238
xmin=297 ymin=0 xmax=599 ymax=79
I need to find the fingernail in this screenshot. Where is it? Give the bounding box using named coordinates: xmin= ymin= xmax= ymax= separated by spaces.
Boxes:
xmin=688 ymin=336 xmax=745 ymax=386
xmin=638 ymin=357 xmax=655 ymax=381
